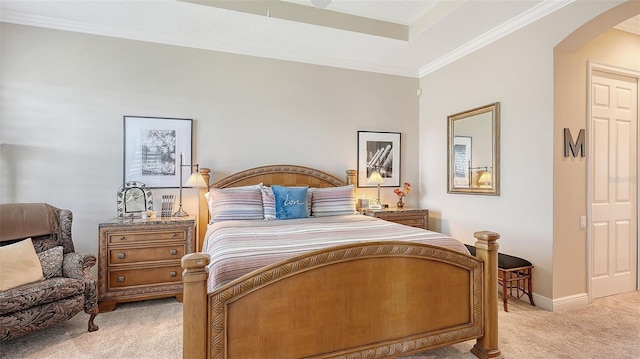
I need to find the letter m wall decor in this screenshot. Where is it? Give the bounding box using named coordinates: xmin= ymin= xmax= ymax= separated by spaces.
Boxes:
xmin=564 ymin=128 xmax=585 ymax=157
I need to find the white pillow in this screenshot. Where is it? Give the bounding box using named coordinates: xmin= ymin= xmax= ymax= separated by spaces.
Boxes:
xmin=0 ymin=238 xmax=45 ymax=290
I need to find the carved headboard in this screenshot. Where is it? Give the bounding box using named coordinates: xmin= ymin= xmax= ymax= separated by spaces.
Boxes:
xmin=195 ymin=165 xmax=357 ymax=251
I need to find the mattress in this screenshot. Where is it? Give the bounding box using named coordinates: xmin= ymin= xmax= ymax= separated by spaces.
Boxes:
xmin=203 ymin=214 xmax=469 ymax=293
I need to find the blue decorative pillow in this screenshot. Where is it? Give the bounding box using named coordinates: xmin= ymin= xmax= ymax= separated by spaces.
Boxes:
xmin=272 ymin=185 xmax=309 ymax=220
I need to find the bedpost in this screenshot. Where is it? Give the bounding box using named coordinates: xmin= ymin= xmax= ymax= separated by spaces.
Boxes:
xmin=346 ymin=169 xmax=357 ymax=187
xmin=197 ymin=168 xmax=211 ymax=252
xmin=471 ymin=231 xmax=503 ymax=359
xmin=182 ymin=253 xmax=210 ymax=359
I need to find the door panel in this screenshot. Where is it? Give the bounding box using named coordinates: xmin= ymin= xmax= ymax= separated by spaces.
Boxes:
xmin=590 ymin=69 xmax=638 ymax=299
xmin=592 ymin=222 xmax=608 ymax=278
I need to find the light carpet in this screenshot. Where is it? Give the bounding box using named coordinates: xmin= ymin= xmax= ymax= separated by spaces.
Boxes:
xmin=2 ymin=292 xmax=639 ymax=359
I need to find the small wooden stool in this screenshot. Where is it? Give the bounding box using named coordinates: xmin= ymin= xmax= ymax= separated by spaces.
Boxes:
xmin=465 ymin=245 xmax=535 ymax=312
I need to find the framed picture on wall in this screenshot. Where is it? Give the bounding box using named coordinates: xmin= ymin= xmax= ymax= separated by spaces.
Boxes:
xmin=357 ymin=131 xmax=401 ymax=188
xmin=123 ymin=116 xmax=193 ymax=188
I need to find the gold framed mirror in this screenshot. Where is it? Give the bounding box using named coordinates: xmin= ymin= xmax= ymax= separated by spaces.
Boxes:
xmin=447 ymin=102 xmax=500 ymax=195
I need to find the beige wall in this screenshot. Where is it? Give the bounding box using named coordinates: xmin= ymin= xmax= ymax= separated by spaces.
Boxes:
xmin=419 ymin=0 xmax=629 ymax=307
xmin=553 ymin=27 xmax=640 ymax=299
xmin=0 ymin=24 xmax=419 ymax=265
xmin=2 ymin=1 xmax=637 ymax=308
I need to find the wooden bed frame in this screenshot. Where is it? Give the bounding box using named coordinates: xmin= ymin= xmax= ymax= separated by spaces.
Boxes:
xmin=181 ymin=165 xmax=502 ymax=359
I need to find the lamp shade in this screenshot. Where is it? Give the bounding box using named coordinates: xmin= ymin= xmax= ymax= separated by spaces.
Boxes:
xmin=477 ymin=171 xmax=492 ymax=188
xmin=367 ymin=171 xmax=384 ymax=184
xmin=185 ymin=172 xmax=208 ymax=187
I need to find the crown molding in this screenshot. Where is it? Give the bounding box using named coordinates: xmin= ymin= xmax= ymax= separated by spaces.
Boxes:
xmin=3 ymin=1 xmax=572 ymax=80
xmin=418 ymin=0 xmax=574 ymax=77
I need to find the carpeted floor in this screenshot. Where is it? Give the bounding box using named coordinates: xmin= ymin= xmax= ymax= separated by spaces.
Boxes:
xmin=3 ymin=292 xmax=639 ymax=359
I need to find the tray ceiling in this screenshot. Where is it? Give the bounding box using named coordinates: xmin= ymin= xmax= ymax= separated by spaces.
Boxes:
xmin=1 ymin=1 xmax=636 ymax=77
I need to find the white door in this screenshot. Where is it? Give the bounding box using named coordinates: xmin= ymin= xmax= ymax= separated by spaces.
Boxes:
xmin=590 ymin=69 xmax=638 ymax=299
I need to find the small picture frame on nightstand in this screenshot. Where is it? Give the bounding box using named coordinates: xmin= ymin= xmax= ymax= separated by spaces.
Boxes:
xmin=368 ymin=198 xmax=382 ymax=210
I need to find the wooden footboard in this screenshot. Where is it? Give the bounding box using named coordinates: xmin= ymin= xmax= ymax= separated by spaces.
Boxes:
xmin=182 ymin=232 xmax=502 ymax=359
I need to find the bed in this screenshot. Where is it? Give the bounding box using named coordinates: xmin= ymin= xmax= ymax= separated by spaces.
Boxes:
xmin=181 ymin=165 xmax=502 ymax=359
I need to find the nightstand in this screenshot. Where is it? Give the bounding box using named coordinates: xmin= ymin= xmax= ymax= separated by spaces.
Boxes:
xmin=363 ymin=208 xmax=429 ymax=230
xmin=97 ymin=216 xmax=196 ymax=312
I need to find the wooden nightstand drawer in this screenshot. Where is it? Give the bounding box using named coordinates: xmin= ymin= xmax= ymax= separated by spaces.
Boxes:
xmin=107 ymin=230 xmax=185 ymax=245
xmin=108 ymin=243 xmax=185 ymax=265
xmin=365 ymin=209 xmax=429 ymax=230
xmin=108 ymin=265 xmax=183 ymax=289
xmin=381 ymin=215 xmax=427 ymax=229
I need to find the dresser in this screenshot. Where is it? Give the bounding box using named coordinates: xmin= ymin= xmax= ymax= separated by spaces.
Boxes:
xmin=97 ymin=216 xmax=196 ymax=312
xmin=364 ymin=208 xmax=429 ymax=230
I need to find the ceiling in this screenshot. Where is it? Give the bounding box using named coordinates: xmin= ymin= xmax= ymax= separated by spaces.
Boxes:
xmin=1 ymin=1 xmax=638 ymax=78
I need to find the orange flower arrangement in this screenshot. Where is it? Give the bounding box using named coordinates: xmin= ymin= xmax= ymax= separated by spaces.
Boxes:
xmin=393 ymin=182 xmax=411 ymax=200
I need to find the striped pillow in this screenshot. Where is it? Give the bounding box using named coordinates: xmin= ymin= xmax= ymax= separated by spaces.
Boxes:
xmin=310 ymin=185 xmax=357 ymax=217
xmin=206 ymin=184 xmax=264 ymax=222
xmin=261 ymin=186 xmax=276 ymax=220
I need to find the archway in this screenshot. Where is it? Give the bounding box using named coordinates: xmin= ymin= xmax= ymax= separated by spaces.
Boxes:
xmin=553 ymin=1 xmax=640 ymax=308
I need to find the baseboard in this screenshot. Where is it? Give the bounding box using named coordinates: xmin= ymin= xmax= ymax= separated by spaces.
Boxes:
xmin=504 ymin=292 xmax=590 ymax=312
xmin=548 ymin=293 xmax=589 ymax=312
xmin=524 ymin=293 xmax=589 ymax=312
xmin=528 ymin=293 xmax=552 ymax=311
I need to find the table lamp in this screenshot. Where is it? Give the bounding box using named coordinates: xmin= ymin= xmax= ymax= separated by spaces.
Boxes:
xmin=174 ymin=153 xmax=208 ymax=217
xmin=367 ymin=169 xmax=384 ymax=210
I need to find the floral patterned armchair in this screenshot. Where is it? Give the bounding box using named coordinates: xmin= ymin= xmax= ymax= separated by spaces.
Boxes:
xmin=0 ymin=203 xmax=99 ymax=340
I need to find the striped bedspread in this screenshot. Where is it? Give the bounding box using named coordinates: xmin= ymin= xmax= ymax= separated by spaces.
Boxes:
xmin=203 ymin=214 xmax=469 ymax=293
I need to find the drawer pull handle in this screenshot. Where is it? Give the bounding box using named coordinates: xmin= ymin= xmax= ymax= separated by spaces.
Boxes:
xmin=117 ymin=253 xmax=125 ymax=259
xmin=172 ymin=233 xmax=177 ymax=238
xmin=119 ymin=236 xmax=125 ymax=240
xmin=117 ymin=276 xmax=125 ymax=283
xmin=170 ymin=249 xmax=178 ymax=255
xmin=170 ymin=271 xmax=177 ymax=277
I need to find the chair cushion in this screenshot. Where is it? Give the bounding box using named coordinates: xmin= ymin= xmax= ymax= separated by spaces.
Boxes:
xmin=464 ymin=244 xmax=532 ymax=269
xmin=0 ymin=277 xmax=85 ymax=315
xmin=0 ymin=295 xmax=85 ymax=340
xmin=464 ymin=244 xmax=475 ymax=256
xmin=498 ymin=252 xmax=533 ymax=269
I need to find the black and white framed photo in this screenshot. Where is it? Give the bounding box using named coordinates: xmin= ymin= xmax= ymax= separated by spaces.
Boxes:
xmin=357 ymin=131 xmax=401 ymax=187
xmin=452 ymin=136 xmax=472 ymax=187
xmin=123 ymin=116 xmax=193 ymax=188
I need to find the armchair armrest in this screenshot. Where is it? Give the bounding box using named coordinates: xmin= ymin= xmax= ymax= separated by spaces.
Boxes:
xmin=63 ymin=252 xmax=97 ymax=280
xmin=62 ymin=251 xmax=100 ymax=329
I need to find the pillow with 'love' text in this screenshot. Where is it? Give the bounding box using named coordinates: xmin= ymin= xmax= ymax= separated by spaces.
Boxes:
xmin=271 ymin=185 xmax=309 ymax=220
